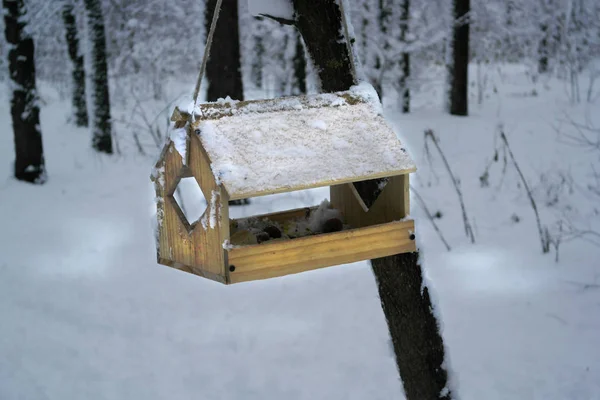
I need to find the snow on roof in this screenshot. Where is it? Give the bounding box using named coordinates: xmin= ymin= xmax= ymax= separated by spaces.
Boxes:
xmin=189 ymin=85 xmax=416 ymax=200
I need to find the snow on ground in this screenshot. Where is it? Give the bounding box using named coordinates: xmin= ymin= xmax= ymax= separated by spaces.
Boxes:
xmin=1 ymin=64 xmax=600 ymax=400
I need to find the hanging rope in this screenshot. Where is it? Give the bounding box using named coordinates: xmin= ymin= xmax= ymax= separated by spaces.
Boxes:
xmin=185 ymin=0 xmax=223 ymax=165
xmin=192 ymin=0 xmax=223 ymax=111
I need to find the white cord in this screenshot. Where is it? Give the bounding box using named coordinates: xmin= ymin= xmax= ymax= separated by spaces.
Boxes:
xmin=192 ymin=0 xmax=224 ymax=109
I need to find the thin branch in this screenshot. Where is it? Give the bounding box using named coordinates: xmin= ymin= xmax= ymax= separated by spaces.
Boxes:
xmin=410 ymin=185 xmax=452 ymax=251
xmin=499 ymin=129 xmax=549 ymax=253
xmin=258 ymin=13 xmax=295 ymax=26
xmin=424 ymin=129 xmax=475 ymax=243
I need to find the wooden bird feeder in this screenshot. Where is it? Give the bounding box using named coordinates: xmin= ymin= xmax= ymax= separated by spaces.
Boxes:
xmin=151 ymin=86 xmax=417 ymax=284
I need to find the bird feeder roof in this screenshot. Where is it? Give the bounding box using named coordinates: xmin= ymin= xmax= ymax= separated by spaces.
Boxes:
xmin=176 ymin=83 xmax=416 ymax=200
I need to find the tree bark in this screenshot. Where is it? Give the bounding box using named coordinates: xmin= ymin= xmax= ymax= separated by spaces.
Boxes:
xmin=3 ymin=0 xmax=47 ymax=184
xmin=62 ymin=1 xmax=89 ymax=127
xmin=83 ymin=0 xmax=113 ymax=154
xmin=292 ymin=0 xmax=354 ymax=92
xmin=448 ymin=0 xmax=469 ymax=116
xmin=205 ymin=0 xmax=244 ymax=102
xmin=291 ymin=1 xmax=454 ymax=398
xmin=372 ymin=253 xmax=452 ymax=399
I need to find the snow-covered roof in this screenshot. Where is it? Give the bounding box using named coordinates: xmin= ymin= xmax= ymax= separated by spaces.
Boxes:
xmin=185 ymin=84 xmax=416 ymax=200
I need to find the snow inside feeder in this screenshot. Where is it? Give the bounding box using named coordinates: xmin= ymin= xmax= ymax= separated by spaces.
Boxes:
xmin=152 ymin=85 xmax=417 ymax=284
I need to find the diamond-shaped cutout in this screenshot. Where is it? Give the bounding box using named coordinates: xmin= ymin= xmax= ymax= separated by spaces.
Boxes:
xmin=172 ymin=176 xmax=207 ymax=228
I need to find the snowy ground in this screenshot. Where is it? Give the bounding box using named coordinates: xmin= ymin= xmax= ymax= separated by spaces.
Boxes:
xmin=1 ymin=65 xmax=600 ymax=399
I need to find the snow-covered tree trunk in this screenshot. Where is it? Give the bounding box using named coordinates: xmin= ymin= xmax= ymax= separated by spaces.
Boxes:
xmin=62 ymin=0 xmax=88 ymax=127
xmin=398 ymin=0 xmax=411 ymax=113
xmin=448 ymin=0 xmax=469 ymax=116
xmin=205 ymin=0 xmax=244 ymax=102
xmin=291 ymin=1 xmax=454 ymax=398
xmin=3 ymin=0 xmax=47 ymax=184
xmin=292 ymin=0 xmax=354 ymax=92
xmin=84 ymin=0 xmax=113 ymax=154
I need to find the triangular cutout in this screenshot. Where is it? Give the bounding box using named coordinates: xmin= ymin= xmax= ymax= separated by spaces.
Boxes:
xmin=352 ymin=177 xmax=389 ymax=210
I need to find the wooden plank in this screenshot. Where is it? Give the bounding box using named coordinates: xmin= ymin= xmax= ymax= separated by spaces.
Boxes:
xmin=232 ymin=206 xmax=315 ymax=228
xmin=227 ymin=220 xmax=416 ymax=284
xmin=330 ymin=173 xmax=411 ymax=229
xmin=158 ymin=257 xmax=227 ymax=284
xmin=227 ymin=167 xmax=416 ymax=201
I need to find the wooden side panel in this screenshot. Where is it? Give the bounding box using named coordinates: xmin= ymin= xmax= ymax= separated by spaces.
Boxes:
xmin=330 ymin=174 xmax=411 ymax=229
xmin=153 ymin=137 xmax=228 ymax=282
xmin=400 ymin=174 xmax=410 ymax=218
xmin=227 ymin=220 xmax=416 ymax=284
xmin=226 ymin=168 xmax=415 ymax=201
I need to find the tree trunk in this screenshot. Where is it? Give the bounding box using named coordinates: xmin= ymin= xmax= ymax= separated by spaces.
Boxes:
xmin=399 ymin=0 xmax=410 ymax=113
xmin=374 ymin=0 xmax=391 ymax=99
xmin=251 ymin=17 xmax=265 ymax=90
xmin=448 ymin=0 xmax=469 ymax=116
xmin=205 ymin=0 xmax=244 ymax=102
xmin=206 ymin=0 xmax=247 ymax=205
xmin=3 ymin=0 xmax=47 ymax=184
xmin=62 ymin=1 xmax=88 ymax=127
xmin=83 ymin=0 xmax=113 ymax=154
xmin=291 ymin=1 xmax=454 ymax=398
xmin=538 ymin=23 xmax=549 ymax=74
xmin=372 ymin=253 xmax=452 ymax=399
xmin=292 ymin=0 xmax=354 ymax=92
xmin=275 ymin=33 xmax=289 ymax=97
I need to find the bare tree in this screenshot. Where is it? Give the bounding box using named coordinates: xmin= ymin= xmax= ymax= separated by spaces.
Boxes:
xmin=84 ymin=0 xmax=113 ymax=154
xmin=62 ymin=0 xmax=88 ymax=127
xmin=3 ymin=0 xmax=47 ymax=184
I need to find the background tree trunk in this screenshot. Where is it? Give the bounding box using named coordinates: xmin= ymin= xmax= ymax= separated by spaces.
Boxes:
xmin=3 ymin=0 xmax=47 ymax=184
xmin=538 ymin=23 xmax=549 ymax=74
xmin=205 ymin=0 xmax=244 ymax=103
xmin=399 ymin=0 xmax=411 ymax=113
xmin=250 ymin=17 xmax=265 ymax=90
xmin=205 ymin=0 xmax=247 ymax=205
xmin=84 ymin=0 xmax=113 ymax=154
xmin=292 ymin=31 xmax=307 ymax=95
xmin=291 ymin=1 xmax=454 ymax=398
xmin=374 ymin=0 xmax=391 ymax=98
xmin=448 ymin=0 xmax=470 ymax=116
xmin=62 ymin=1 xmax=89 ymax=127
